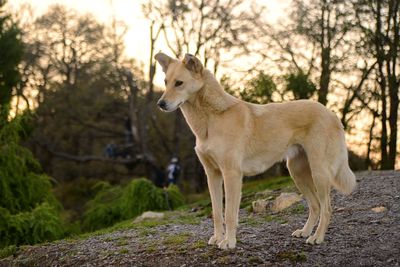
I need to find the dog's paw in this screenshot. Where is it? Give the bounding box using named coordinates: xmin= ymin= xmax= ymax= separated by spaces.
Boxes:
xmin=306 ymin=234 xmax=324 ymax=245
xmin=217 ymin=238 xmax=236 ymax=250
xmin=208 ymin=235 xmax=224 ymax=245
xmin=292 ymin=229 xmax=312 ymax=238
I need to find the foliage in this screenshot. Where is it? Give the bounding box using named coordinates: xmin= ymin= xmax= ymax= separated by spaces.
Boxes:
xmin=83 ymin=178 xmax=185 ymax=231
xmin=119 ymin=178 xmax=168 ymax=219
xmin=0 ymin=203 xmax=64 ymax=248
xmin=0 ymin=115 xmax=64 ymax=248
xmin=82 ymin=182 xmax=123 ymax=232
xmin=284 ymin=70 xmax=316 ymax=100
xmin=0 ymin=0 xmax=23 ymax=119
xmin=240 ymin=72 xmax=277 ymax=104
xmin=165 ymin=184 xmax=185 ymax=209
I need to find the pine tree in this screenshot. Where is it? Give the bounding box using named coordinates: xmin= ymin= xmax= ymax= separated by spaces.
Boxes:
xmin=0 ymin=0 xmax=23 ymax=121
xmin=0 ymin=1 xmax=63 ymax=248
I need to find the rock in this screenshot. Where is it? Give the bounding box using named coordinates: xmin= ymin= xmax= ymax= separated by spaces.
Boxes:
xmin=134 ymin=211 xmax=164 ymax=222
xmin=255 ymin=189 xmax=273 ymax=198
xmin=252 ymin=199 xmax=269 ymax=214
xmin=371 ymin=206 xmax=387 ymax=213
xmin=271 ymin=192 xmax=302 ymax=212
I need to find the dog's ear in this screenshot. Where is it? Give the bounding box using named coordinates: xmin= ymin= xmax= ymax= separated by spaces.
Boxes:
xmin=183 ymin=53 xmax=203 ymax=74
xmin=155 ymin=52 xmax=173 ymax=73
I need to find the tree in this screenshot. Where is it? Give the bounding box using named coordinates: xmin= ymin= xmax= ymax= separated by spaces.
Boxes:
xmin=239 ymin=72 xmax=277 ymax=104
xmin=284 ymin=70 xmax=317 ymax=100
xmin=354 ymin=0 xmax=399 ymax=169
xmin=0 ymin=0 xmax=23 ymax=120
xmin=143 ymin=0 xmax=264 ymax=74
xmin=259 ymin=0 xmax=354 ymax=106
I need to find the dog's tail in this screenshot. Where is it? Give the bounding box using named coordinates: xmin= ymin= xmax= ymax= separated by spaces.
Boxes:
xmin=332 ymin=156 xmax=356 ymax=195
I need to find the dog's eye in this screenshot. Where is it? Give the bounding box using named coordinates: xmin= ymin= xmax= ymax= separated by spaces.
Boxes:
xmin=175 ymin=80 xmax=183 ymax=87
xmin=164 ymin=79 xmax=167 ymax=85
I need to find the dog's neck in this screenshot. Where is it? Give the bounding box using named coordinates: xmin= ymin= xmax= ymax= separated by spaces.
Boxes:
xmin=180 ymin=70 xmax=238 ymax=140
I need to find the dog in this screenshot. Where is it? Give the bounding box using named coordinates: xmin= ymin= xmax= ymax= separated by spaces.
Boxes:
xmin=155 ymin=52 xmax=356 ymax=249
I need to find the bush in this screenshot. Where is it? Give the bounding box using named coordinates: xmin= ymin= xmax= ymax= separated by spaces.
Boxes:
xmin=165 ymin=185 xmax=185 ymax=209
xmin=82 ymin=182 xmax=123 ymax=232
xmin=119 ymin=179 xmax=167 ymax=219
xmin=0 ymin=115 xmax=64 ymax=248
xmin=83 ymin=179 xmax=185 ymax=231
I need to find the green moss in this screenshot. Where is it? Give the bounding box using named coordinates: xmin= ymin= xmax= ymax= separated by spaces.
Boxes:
xmin=264 ymin=214 xmax=287 ymax=224
xmin=248 ymin=256 xmax=263 ymax=264
xmin=276 ymin=250 xmax=307 ymax=262
xmin=287 ymin=203 xmax=306 ymax=214
xmin=242 ymin=176 xmax=294 ymax=194
xmin=242 ymin=216 xmax=263 ymax=226
xmin=119 ymin=249 xmax=129 ymax=254
xmin=146 ymin=243 xmax=157 ymax=253
xmin=163 ymin=233 xmax=191 ymax=246
xmin=0 ymin=245 xmax=17 ymax=259
xmin=191 ymin=240 xmax=207 ymax=249
xmin=116 ymin=239 xmax=128 ymax=247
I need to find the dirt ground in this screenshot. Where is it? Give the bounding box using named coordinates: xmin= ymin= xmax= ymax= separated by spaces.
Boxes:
xmin=1 ymin=170 xmax=399 ymax=266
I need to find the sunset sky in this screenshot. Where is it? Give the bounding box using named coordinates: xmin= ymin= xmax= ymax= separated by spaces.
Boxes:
xmin=9 ymin=0 xmax=290 ymax=85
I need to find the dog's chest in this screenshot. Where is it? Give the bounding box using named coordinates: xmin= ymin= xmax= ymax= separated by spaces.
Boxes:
xmin=241 ymin=150 xmax=284 ymax=176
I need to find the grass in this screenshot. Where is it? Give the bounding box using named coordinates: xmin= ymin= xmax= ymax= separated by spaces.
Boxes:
xmin=276 ymin=250 xmax=307 ymax=262
xmin=0 ymin=245 xmax=17 ymax=259
xmin=191 ymin=240 xmax=207 ymax=249
xmin=119 ymin=249 xmax=129 ymax=254
xmin=2 ymin=174 xmax=296 ymax=261
xmin=163 ymin=233 xmax=191 ymax=246
xmin=187 ymin=176 xmax=294 ymax=211
xmin=116 ymin=239 xmax=129 ymax=247
xmin=264 ymin=214 xmax=288 ymax=224
xmin=242 ymin=176 xmax=294 ymax=194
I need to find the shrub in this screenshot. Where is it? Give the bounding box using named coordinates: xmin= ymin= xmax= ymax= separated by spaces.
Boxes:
xmin=82 ymin=182 xmax=123 ymax=232
xmin=165 ymin=184 xmax=185 ymax=209
xmin=0 ymin=115 xmax=64 ymax=248
xmin=120 ymin=178 xmax=168 ymax=219
xmin=82 ymin=179 xmax=185 ymax=231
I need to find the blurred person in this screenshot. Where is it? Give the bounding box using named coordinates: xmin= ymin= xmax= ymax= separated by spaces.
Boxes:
xmin=166 ymin=157 xmax=180 ymax=186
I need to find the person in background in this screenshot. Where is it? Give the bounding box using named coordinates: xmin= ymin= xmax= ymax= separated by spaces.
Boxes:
xmin=105 ymin=142 xmax=116 ymax=159
xmin=124 ymin=115 xmax=133 ymax=144
xmin=166 ymin=157 xmax=181 ymax=186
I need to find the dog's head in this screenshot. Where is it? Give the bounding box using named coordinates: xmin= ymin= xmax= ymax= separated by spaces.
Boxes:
xmin=154 ymin=52 xmax=204 ymax=112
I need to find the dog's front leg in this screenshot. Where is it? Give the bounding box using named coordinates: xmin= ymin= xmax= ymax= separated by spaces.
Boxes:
xmin=206 ymin=170 xmax=224 ymax=245
xmin=218 ymin=169 xmax=242 ymax=250
xmin=195 ymin=149 xmax=224 ymax=245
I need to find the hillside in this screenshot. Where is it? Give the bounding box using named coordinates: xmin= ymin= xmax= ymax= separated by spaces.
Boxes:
xmin=1 ymin=171 xmax=399 ymax=266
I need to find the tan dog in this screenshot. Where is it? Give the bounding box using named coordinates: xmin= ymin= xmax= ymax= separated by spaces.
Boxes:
xmin=155 ymin=52 xmax=356 ymax=249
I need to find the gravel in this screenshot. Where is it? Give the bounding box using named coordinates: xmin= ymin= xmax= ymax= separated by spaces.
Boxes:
xmin=1 ymin=170 xmax=399 ymax=267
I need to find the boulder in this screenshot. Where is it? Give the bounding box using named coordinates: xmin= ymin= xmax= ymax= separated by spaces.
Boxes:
xmin=134 ymin=211 xmax=164 ymax=222
xmin=252 ymin=199 xmax=269 ymax=214
xmin=271 ymin=192 xmax=302 ymax=212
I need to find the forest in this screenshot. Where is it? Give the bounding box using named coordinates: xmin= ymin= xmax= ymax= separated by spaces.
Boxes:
xmin=0 ymin=0 xmax=399 ymax=252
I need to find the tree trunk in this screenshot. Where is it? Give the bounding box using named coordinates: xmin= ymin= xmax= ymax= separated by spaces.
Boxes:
xmin=366 ymin=113 xmax=377 ymax=169
xmin=375 ymin=0 xmax=390 ymax=169
xmin=387 ymin=0 xmax=399 ymax=169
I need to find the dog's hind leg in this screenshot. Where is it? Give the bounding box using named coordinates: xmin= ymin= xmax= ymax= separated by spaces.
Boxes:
xmin=287 ymin=147 xmax=320 ymax=238
xmin=304 ymin=150 xmax=333 ymax=245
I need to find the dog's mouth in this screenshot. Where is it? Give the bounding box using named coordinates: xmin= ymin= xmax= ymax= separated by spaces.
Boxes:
xmin=159 ymin=101 xmax=184 ymax=112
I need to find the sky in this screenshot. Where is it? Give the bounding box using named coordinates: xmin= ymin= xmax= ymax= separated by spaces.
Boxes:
xmin=9 ymin=0 xmax=290 ymax=85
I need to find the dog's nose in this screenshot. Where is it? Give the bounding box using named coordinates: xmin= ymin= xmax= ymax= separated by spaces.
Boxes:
xmin=157 ymin=100 xmax=167 ymax=110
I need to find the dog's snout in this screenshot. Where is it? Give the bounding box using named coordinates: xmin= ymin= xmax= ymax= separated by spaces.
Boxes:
xmin=157 ymin=99 xmax=167 ymax=110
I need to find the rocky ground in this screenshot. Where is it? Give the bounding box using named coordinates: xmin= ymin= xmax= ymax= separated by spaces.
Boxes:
xmin=1 ymin=171 xmax=399 ymax=266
